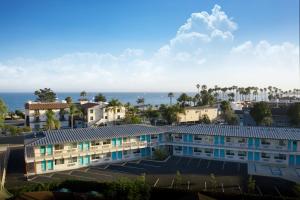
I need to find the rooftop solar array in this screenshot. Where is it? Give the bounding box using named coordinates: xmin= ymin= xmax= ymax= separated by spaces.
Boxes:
xmin=25 ymin=124 xmax=300 ymax=146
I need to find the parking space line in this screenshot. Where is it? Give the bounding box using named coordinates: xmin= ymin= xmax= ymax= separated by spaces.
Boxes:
xmin=222 ymin=162 xmax=225 ymax=170
xmin=170 ymin=178 xmax=174 ymax=188
xmin=197 ymin=159 xmax=202 ymax=168
xmin=206 ymin=160 xmax=211 ymax=168
xmin=204 ymin=181 xmax=207 ymax=191
xmin=187 ymin=181 xmax=190 ymax=190
xmin=256 ymin=185 xmax=263 ymax=196
xmin=74 ymin=169 xmax=113 ymax=177
xmin=121 ymin=162 xmax=127 ymax=166
xmin=27 ymin=176 xmax=38 ymax=181
xmin=175 ymin=157 xmax=182 ymax=165
xmin=153 ymin=178 xmax=159 ymax=187
xmin=274 ymin=186 xmax=282 ymax=198
xmin=221 ymin=183 xmax=224 ymax=192
xmin=238 ymin=185 xmax=242 ymax=194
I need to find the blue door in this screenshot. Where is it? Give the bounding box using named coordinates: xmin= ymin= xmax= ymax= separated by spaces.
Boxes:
xmin=220 ymin=136 xmax=225 ymax=145
xmin=146 ymin=147 xmax=151 ymax=156
xmin=116 ymin=138 xmax=122 ymax=146
xmin=188 ymin=134 xmax=193 ymax=143
xmin=214 ymin=136 xmax=219 ymax=145
xmin=254 ymin=152 xmax=260 ymax=161
xmin=248 ymin=138 xmax=253 ymax=148
xmin=83 ymin=155 xmax=90 ymax=165
xmin=220 ymin=149 xmax=225 ymax=158
xmin=188 ymin=147 xmax=193 ymax=155
xmin=140 ymin=135 xmax=146 ymax=141
xmin=79 ymin=156 xmax=84 ymax=165
xmin=289 ymin=155 xmax=295 ymax=166
xmin=146 ymin=135 xmax=151 ymax=143
xmin=112 ymin=138 xmax=117 ymax=147
xmin=78 ymin=142 xmax=84 ymax=151
xmin=46 ymin=145 xmax=53 ymax=155
xmin=183 ymin=146 xmax=188 ymax=155
xmin=248 ymin=151 xmax=253 ymax=161
xmin=112 ymin=152 xmax=117 ymax=160
xmin=141 ymin=148 xmax=146 ymax=157
xmin=158 ymin=134 xmax=163 ymax=143
xmin=84 ymin=142 xmax=90 ymax=150
xmin=288 ymin=141 xmax=292 ymax=151
xmin=47 ymin=160 xmax=53 ymax=170
xmin=292 ymin=141 xmax=297 ymax=152
xmin=117 ymin=151 xmax=122 ymax=159
xmin=183 ymin=134 xmax=188 ymax=142
xmin=214 ymin=149 xmax=219 ymax=158
xmin=40 ymin=146 xmax=46 ymax=155
xmin=296 ymin=155 xmax=300 ymax=166
xmin=255 ymin=138 xmax=260 ymax=148
xmin=41 ymin=160 xmax=46 ymax=171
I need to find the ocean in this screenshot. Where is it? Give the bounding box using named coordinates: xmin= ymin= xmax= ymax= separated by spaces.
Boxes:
xmin=0 ymin=92 xmax=195 ymax=112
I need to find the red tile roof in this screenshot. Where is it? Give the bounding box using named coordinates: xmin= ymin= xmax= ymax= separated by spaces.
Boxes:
xmin=25 ymin=102 xmax=69 ymax=110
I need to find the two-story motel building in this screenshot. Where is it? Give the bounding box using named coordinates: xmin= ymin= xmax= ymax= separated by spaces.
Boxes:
xmin=24 ymin=124 xmax=300 ymax=176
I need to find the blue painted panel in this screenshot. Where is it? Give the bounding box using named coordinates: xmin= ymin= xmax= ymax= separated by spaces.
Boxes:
xmin=183 ymin=146 xmax=188 ymax=155
xmin=214 ymin=136 xmax=219 ymax=145
xmin=188 ymin=147 xmax=193 ymax=155
xmin=112 ymin=152 xmax=117 ymax=160
xmin=40 ymin=146 xmax=46 ymax=155
xmin=84 ymin=155 xmax=90 ymax=165
xmin=79 ymin=156 xmax=84 ymax=165
xmin=214 ymin=149 xmax=219 ymax=157
xmin=116 ymin=138 xmax=122 ymax=146
xmin=47 ymin=160 xmax=53 ymax=170
xmin=146 ymin=135 xmax=151 ymax=143
xmin=248 ymin=151 xmax=253 ymax=161
xmin=141 ymin=148 xmax=146 ymax=157
xmin=188 ymin=134 xmax=193 ymax=142
xmin=292 ymin=141 xmax=297 ymax=152
xmin=220 ymin=149 xmax=225 ymax=158
xmin=255 ymin=138 xmax=260 ymax=148
xmin=183 ymin=134 xmax=188 ymax=142
xmin=248 ymin=138 xmax=253 ymax=148
xmin=78 ymin=142 xmax=84 ymax=151
xmin=117 ymin=151 xmax=122 ymax=159
xmin=41 ymin=160 xmax=46 ymax=171
xmin=140 ymin=135 xmax=146 ymax=141
xmin=84 ymin=142 xmax=90 ymax=150
xmin=220 ymin=136 xmax=225 ymax=145
xmin=296 ymin=155 xmax=300 ymax=166
xmin=254 ymin=152 xmax=260 ymax=161
xmin=158 ymin=134 xmax=163 ymax=142
xmin=112 ymin=138 xmax=117 ymax=147
xmin=46 ymin=145 xmax=52 ymax=155
xmin=289 ymin=155 xmax=295 ymax=166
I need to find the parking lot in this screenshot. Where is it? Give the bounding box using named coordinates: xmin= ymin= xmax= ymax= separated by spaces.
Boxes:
xmin=10 ymin=156 xmax=293 ymax=197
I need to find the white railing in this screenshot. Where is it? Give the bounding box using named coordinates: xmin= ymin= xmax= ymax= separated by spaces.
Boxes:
xmin=0 ymin=146 xmax=10 ymax=190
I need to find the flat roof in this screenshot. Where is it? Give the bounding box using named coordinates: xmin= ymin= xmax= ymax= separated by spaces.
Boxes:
xmin=25 ymin=124 xmax=300 ymax=147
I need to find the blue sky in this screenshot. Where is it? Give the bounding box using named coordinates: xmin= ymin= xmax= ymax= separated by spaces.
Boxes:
xmin=0 ymin=0 xmax=299 ymax=91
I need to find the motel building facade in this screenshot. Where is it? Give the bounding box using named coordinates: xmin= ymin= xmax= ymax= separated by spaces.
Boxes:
xmin=24 ymin=124 xmax=300 ymax=179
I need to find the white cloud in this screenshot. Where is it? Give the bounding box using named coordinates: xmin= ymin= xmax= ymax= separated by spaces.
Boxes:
xmin=0 ymin=4 xmax=299 ymax=92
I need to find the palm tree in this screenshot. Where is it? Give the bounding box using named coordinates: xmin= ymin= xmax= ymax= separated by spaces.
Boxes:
xmin=196 ymin=84 xmax=201 ymax=94
xmin=94 ymin=93 xmax=106 ymax=102
xmin=168 ymin=92 xmax=174 ymax=105
xmin=80 ymin=91 xmax=87 ymax=101
xmin=45 ymin=110 xmax=60 ymax=130
xmin=177 ymin=93 xmax=189 ymax=107
xmin=65 ymin=96 xmax=72 ymax=104
xmin=107 ymin=99 xmax=123 ymax=124
xmin=201 ymin=85 xmax=207 ymax=91
xmin=69 ymin=104 xmax=80 ymax=129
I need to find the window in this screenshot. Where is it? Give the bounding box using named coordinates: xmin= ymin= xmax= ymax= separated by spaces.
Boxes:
xmin=68 ymin=157 xmax=77 ymax=163
xmin=226 ymin=137 xmax=232 ymax=143
xmin=238 ymin=151 xmax=246 ymax=157
xmin=55 ymin=158 xmax=64 ymax=165
xmin=133 ymin=149 xmax=141 ymax=154
xmin=261 ymin=139 xmax=270 ymax=145
xmin=90 ymin=109 xmax=94 ymax=114
xmin=225 ymin=150 xmax=234 ymax=156
xmin=105 ymin=116 xmax=108 ymax=119
xmin=175 ymin=146 xmax=182 ymax=151
xmin=117 ymin=115 xmax=120 ymax=119
xmin=106 ymin=152 xmax=111 ymax=157
xmin=261 ymin=153 xmax=270 ymax=159
xmin=123 ymin=137 xmax=127 ymax=142
xmin=274 ymin=154 xmax=286 ymax=160
xmin=103 ymin=139 xmax=111 ymax=145
xmin=204 ymin=149 xmax=213 ymax=154
xmin=238 ymin=138 xmax=246 ymax=143
xmin=90 ymin=116 xmax=94 ymax=121
xmin=194 ymin=148 xmax=202 ymax=153
xmin=123 ymin=150 xmax=128 ymax=155
xmin=194 ymin=135 xmax=202 ymax=141
xmin=151 ymin=135 xmax=158 ymax=139
xmin=91 ymin=141 xmax=100 ymax=146
xmin=174 ymin=134 xmax=182 ymax=139
xmin=71 ymin=143 xmax=77 ymax=149
xmin=278 ymin=140 xmax=286 ymax=146
xmin=92 ymin=154 xmax=101 ymax=160
xmin=54 ymin=144 xmax=63 ymax=150
xmin=117 ymin=109 xmax=120 ymax=113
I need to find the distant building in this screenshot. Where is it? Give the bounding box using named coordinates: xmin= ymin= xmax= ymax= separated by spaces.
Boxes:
xmin=25 ymin=101 xmax=70 ymax=131
xmin=177 ymin=106 xmax=218 ymax=123
xmin=271 ymin=107 xmax=291 ymax=127
xmin=81 ymin=102 xmax=126 ymax=127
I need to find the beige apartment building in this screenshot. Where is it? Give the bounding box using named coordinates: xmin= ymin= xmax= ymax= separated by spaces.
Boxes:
xmin=177 ymin=106 xmax=218 ymax=123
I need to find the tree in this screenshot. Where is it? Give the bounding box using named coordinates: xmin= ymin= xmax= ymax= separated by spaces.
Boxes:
xmin=45 ymin=110 xmax=60 ymax=130
xmin=15 ymin=110 xmax=25 ymax=119
xmin=34 ymin=88 xmax=57 ymax=102
xmin=247 ymin=176 xmax=256 ymax=193
xmin=210 ymin=173 xmax=217 ymax=191
xmin=287 ymin=103 xmax=300 ymax=127
xmin=80 ymin=91 xmax=87 ymax=101
xmin=65 ymin=96 xmax=72 ymax=104
xmin=196 ymin=84 xmax=200 ymax=94
xmin=168 ymin=92 xmax=174 ymax=105
xmin=108 ymin=99 xmax=123 ymax=123
xmin=123 ymin=115 xmax=142 ymax=124
xmin=220 ymin=101 xmax=238 ymax=125
xmin=94 ymin=93 xmax=106 ymax=102
xmin=153 ymin=148 xmax=168 ymax=160
xmin=0 ymin=98 xmax=8 ymax=127
xmin=199 ymin=90 xmax=215 ymax=106
xmin=201 ymin=114 xmax=211 ymax=124
xmin=261 ymin=116 xmax=273 ymax=126
xmin=175 ymin=170 xmax=182 ymax=188
xmin=177 ymin=93 xmax=189 ymax=107
xmin=250 ymin=102 xmax=272 ymax=125
xmin=159 ymin=104 xmax=183 ymax=125
xmin=69 ymin=104 xmax=80 ymax=129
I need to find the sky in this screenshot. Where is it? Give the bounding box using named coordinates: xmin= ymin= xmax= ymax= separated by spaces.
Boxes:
xmin=0 ymin=0 xmax=299 ymax=92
